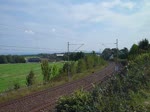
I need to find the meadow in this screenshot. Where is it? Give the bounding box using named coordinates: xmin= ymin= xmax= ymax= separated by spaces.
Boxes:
xmin=0 ymin=62 xmax=63 ymax=92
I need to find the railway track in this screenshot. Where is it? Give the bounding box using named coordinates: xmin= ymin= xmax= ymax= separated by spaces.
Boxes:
xmin=0 ymin=62 xmax=116 ymax=112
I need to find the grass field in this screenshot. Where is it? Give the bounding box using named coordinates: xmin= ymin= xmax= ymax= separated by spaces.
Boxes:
xmin=0 ymin=62 xmax=63 ymax=92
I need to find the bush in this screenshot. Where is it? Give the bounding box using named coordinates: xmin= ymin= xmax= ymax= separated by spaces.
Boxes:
xmin=14 ymin=83 xmax=20 ymax=90
xmin=56 ymin=89 xmax=93 ymax=112
xmin=41 ymin=59 xmax=52 ymax=83
xmin=26 ymin=70 xmax=35 ymax=86
xmin=56 ymin=53 xmax=150 ymax=112
xmin=77 ymin=59 xmax=86 ymax=73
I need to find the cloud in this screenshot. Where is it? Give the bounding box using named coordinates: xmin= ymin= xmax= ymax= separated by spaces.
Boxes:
xmin=101 ymin=0 xmax=135 ymax=10
xmin=67 ymin=0 xmax=150 ymax=32
xmin=51 ymin=28 xmax=56 ymax=32
xmin=121 ymin=2 xmax=135 ymax=10
xmin=68 ymin=0 xmax=137 ymax=26
xmin=0 ymin=0 xmax=150 ymax=53
xmin=24 ymin=30 xmax=35 ymax=34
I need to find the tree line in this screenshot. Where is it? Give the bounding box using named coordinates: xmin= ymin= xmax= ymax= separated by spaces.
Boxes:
xmin=0 ymin=55 xmax=26 ymax=64
xmin=63 ymin=52 xmax=85 ymax=61
xmin=102 ymin=38 xmax=150 ymax=60
xmin=62 ymin=51 xmax=106 ymax=76
xmin=129 ymin=38 xmax=150 ymax=59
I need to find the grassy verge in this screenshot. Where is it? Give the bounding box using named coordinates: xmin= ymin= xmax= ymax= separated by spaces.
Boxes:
xmin=0 ymin=63 xmax=107 ymax=103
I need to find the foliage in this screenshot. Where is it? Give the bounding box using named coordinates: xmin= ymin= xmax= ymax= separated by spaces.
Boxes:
xmin=62 ymin=62 xmax=77 ymax=76
xmin=62 ymin=52 xmax=106 ymax=77
xmin=102 ymin=48 xmax=129 ymax=60
xmin=56 ymin=89 xmax=93 ymax=112
xmin=41 ymin=60 xmax=52 ymax=83
xmin=138 ymin=38 xmax=149 ymax=51
xmin=77 ymin=59 xmax=86 ymax=73
xmin=62 ymin=62 xmax=69 ymax=74
xmin=51 ymin=64 xmax=60 ymax=78
xmin=70 ymin=62 xmax=77 ymax=74
xmin=119 ymin=47 xmax=129 ymax=59
xmin=14 ymin=82 xmax=20 ymax=90
xmin=56 ymin=53 xmax=150 ymax=112
xmin=26 ymin=70 xmax=35 ymax=86
xmin=0 ymin=55 xmax=8 ymax=64
xmin=129 ymin=39 xmax=150 ymax=60
xmin=129 ymin=44 xmax=139 ymax=55
xmin=0 ymin=55 xmax=25 ymax=64
xmin=102 ymin=48 xmax=112 ymax=60
xmin=69 ymin=52 xmax=85 ymax=61
xmin=64 ymin=52 xmax=85 ymax=61
xmin=84 ymin=55 xmax=94 ymax=69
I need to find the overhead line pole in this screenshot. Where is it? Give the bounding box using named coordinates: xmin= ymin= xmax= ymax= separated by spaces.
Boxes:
xmin=67 ymin=42 xmax=70 ymax=81
xmin=67 ymin=42 xmax=84 ymax=81
xmin=115 ymin=39 xmax=119 ymax=72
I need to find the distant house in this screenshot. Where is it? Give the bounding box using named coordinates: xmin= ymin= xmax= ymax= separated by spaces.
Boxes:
xmin=27 ymin=58 xmax=41 ymax=62
xmin=56 ymin=54 xmax=64 ymax=57
xmin=109 ymin=54 xmax=114 ymax=60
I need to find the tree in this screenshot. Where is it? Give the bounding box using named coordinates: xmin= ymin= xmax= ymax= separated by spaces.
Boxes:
xmin=102 ymin=48 xmax=112 ymax=60
xmin=0 ymin=55 xmax=8 ymax=64
xmin=119 ymin=47 xmax=129 ymax=59
xmin=138 ymin=38 xmax=149 ymax=51
xmin=13 ymin=55 xmax=25 ymax=63
xmin=75 ymin=52 xmax=84 ymax=61
xmin=84 ymin=56 xmax=94 ymax=69
xmin=14 ymin=82 xmax=20 ymax=90
xmin=51 ymin=64 xmax=58 ymax=78
xmin=68 ymin=52 xmax=85 ymax=61
xmin=77 ymin=59 xmax=86 ymax=73
xmin=6 ymin=55 xmax=13 ymax=63
xmin=62 ymin=62 xmax=69 ymax=74
xmin=129 ymin=44 xmax=139 ymax=55
xmin=41 ymin=60 xmax=51 ymax=83
xmin=26 ymin=70 xmax=35 ymax=86
xmin=70 ymin=62 xmax=77 ymax=74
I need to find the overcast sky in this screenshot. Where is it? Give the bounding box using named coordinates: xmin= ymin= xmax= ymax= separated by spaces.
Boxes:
xmin=0 ymin=0 xmax=150 ymax=54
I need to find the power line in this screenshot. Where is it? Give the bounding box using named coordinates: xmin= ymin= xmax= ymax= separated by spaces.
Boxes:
xmin=0 ymin=45 xmax=65 ymax=53
xmin=0 ymin=48 xmax=64 ymax=52
xmin=73 ymin=44 xmax=84 ymax=52
xmin=0 ymin=23 xmax=27 ymax=31
xmin=67 ymin=42 xmax=84 ymax=81
xmin=0 ymin=45 xmax=63 ymax=51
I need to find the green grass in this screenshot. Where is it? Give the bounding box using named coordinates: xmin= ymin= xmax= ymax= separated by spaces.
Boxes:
xmin=0 ymin=62 xmax=63 ymax=92
xmin=0 ymin=63 xmax=107 ymax=103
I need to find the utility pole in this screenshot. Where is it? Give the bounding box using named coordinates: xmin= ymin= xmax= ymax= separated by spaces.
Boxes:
xmin=115 ymin=39 xmax=119 ymax=72
xmin=67 ymin=42 xmax=70 ymax=81
xmin=67 ymin=42 xmax=84 ymax=81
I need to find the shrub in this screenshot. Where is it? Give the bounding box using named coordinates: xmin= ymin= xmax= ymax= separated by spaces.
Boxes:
xmin=41 ymin=59 xmax=52 ymax=83
xmin=56 ymin=89 xmax=93 ymax=112
xmin=56 ymin=53 xmax=150 ymax=112
xmin=26 ymin=70 xmax=35 ymax=87
xmin=14 ymin=82 xmax=20 ymax=90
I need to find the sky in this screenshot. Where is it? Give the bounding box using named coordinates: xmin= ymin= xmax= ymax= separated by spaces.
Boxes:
xmin=0 ymin=0 xmax=150 ymax=54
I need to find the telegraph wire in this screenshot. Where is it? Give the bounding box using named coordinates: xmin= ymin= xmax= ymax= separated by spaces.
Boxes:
xmin=0 ymin=45 xmax=65 ymax=53
xmin=0 ymin=45 xmax=63 ymax=51
xmin=0 ymin=48 xmax=65 ymax=53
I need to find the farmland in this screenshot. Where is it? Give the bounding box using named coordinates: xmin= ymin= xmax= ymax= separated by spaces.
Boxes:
xmin=0 ymin=62 xmax=64 ymax=92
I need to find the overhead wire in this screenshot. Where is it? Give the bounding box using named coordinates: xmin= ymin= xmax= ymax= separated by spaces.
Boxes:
xmin=0 ymin=23 xmax=66 ymax=53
